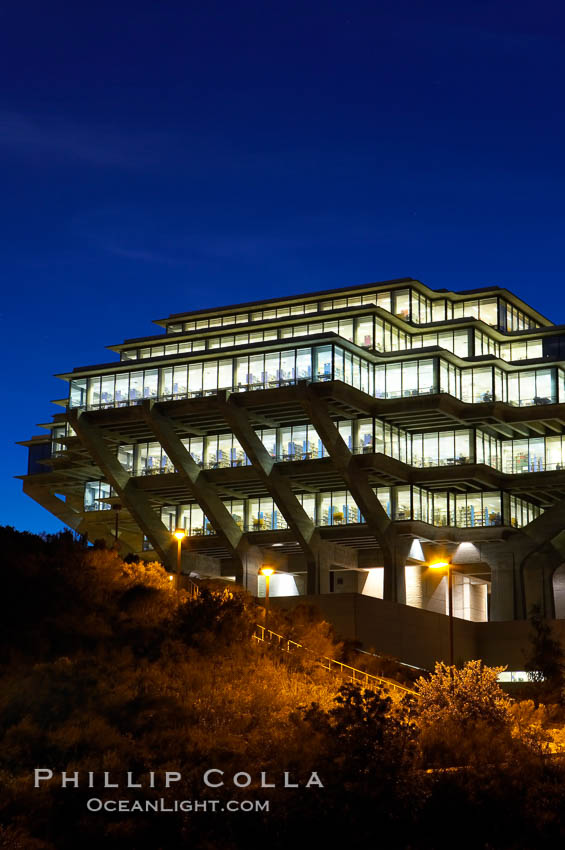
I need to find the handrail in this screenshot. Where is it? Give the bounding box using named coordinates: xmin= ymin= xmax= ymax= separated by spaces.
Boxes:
xmin=186 ymin=578 xmax=200 ymax=600
xmin=252 ymin=623 xmax=416 ymax=696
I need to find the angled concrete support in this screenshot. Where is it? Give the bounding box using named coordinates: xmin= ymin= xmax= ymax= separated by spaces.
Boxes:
xmin=141 ymin=400 xmax=262 ymax=588
xmin=299 ymin=385 xmax=400 ymax=600
xmin=22 ymin=479 xmax=132 ymax=555
xmin=68 ymin=408 xmax=178 ymax=570
xmin=216 ymin=391 xmax=328 ymax=593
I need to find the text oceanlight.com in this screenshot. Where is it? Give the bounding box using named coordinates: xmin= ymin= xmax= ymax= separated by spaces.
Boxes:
xmin=86 ymin=798 xmax=270 ymax=813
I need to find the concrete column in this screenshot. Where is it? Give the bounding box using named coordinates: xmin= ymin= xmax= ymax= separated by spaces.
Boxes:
xmin=142 ymin=400 xmax=257 ymax=579
xmin=68 ymin=409 xmax=179 ymax=570
xmin=522 ymin=547 xmax=557 ymax=620
xmin=215 ymin=391 xmax=324 ymax=593
xmin=298 ymin=386 xmax=395 ymax=574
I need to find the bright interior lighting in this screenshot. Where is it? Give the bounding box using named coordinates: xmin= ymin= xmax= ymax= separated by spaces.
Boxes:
xmin=429 ymin=561 xmax=450 ymax=570
xmin=173 ymin=528 xmax=186 ymax=540
xmin=260 ymin=566 xmax=275 ymax=577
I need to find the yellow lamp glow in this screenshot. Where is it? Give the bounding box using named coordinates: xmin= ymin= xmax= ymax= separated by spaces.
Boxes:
xmin=168 ymin=575 xmax=174 ymax=581
xmin=259 ymin=566 xmax=275 ymax=577
xmin=429 ymin=561 xmax=450 ymax=570
xmin=173 ymin=528 xmax=186 ymax=541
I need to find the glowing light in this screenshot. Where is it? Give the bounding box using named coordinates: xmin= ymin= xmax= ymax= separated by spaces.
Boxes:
xmin=173 ymin=528 xmax=186 ymax=541
xmin=168 ymin=575 xmax=174 ymax=581
xmin=429 ymin=561 xmax=450 ymax=570
xmin=259 ymin=566 xmax=275 ymax=577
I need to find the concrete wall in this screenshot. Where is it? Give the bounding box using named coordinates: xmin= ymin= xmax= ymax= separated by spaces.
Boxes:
xmin=270 ymin=592 xmax=565 ymax=671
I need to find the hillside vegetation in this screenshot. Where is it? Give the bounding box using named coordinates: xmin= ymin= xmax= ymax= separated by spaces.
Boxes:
xmin=0 ymin=527 xmax=564 ymax=850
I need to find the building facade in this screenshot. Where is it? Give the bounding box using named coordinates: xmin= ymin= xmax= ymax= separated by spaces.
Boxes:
xmin=19 ymin=277 xmax=565 ymax=629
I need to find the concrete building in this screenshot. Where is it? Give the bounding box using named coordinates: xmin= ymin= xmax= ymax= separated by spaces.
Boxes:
xmin=19 ymin=277 xmax=565 ymax=667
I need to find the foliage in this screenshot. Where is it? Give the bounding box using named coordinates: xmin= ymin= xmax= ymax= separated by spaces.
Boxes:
xmin=415 ymin=660 xmax=511 ymax=727
xmin=2 ymin=527 xmax=565 ymax=848
xmin=414 ymin=661 xmax=513 ymax=767
xmin=524 ymin=605 xmax=565 ymax=704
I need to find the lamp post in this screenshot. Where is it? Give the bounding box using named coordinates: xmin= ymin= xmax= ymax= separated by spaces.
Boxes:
xmin=429 ymin=561 xmax=453 ymax=666
xmin=259 ymin=566 xmax=275 ymax=635
xmin=173 ymin=528 xmax=186 ymax=594
xmin=112 ymin=503 xmax=122 ymax=547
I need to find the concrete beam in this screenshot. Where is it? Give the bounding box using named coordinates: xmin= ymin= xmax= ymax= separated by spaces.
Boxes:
xmin=22 ymin=479 xmax=132 ymax=555
xmin=141 ymin=400 xmax=266 ymax=589
xmin=216 ymin=391 xmax=327 ymax=593
xmin=68 ymin=408 xmax=177 ymax=570
xmin=142 ymin=400 xmax=247 ymax=555
xmin=298 ymin=384 xmax=402 ymax=600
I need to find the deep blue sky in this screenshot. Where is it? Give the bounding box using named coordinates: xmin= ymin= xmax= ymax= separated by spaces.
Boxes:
xmin=2 ymin=0 xmax=564 ymax=533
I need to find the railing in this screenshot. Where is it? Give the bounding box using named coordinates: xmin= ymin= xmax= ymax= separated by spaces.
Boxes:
xmin=186 ymin=577 xmax=200 ymax=600
xmin=252 ymin=624 xmax=416 ymax=696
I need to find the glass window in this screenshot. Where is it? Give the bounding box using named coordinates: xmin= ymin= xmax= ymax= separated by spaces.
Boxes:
xmin=143 ymin=370 xmax=158 ymax=399
xmin=479 ymin=298 xmax=498 ymax=326
xmin=235 ymin=357 xmax=248 ymax=388
xmin=387 ymin=363 xmax=402 ymax=398
xmin=174 ymin=365 xmax=188 ymax=396
xmin=249 ymin=354 xmax=264 ymax=386
xmin=357 ymin=419 xmax=373 ymax=453
xmin=403 ymin=362 xmax=418 ymax=396
xmin=218 ymin=360 xmax=232 ymax=389
xmin=187 ymin=363 xmax=202 ymax=395
xmin=473 ymin=368 xmax=493 ymax=403
xmin=377 ymin=292 xmax=391 ymax=312
xmin=455 ymin=431 xmax=471 ymax=463
xmin=355 ymin=317 xmax=373 ymax=348
xmin=129 ymin=372 xmax=143 ymax=402
xmin=424 ymin=433 xmax=438 ymax=466
xmin=507 ymin=373 xmax=519 ymax=405
xmin=519 ymin=372 xmax=536 ymax=406
xmin=394 ymin=290 xmax=410 ymax=319
xmin=528 ymin=339 xmax=543 ymax=359
xmin=203 ymin=362 xmax=217 ymax=393
xmin=535 ymin=369 xmax=555 ymax=404
xmin=394 ymin=486 xmax=411 ymax=520
xmin=265 ymin=352 xmax=280 ymax=385
xmin=374 ymin=364 xmax=386 ymax=398
xmin=70 ymin=378 xmax=87 ymax=408
xmin=259 ymin=429 xmax=277 ymax=458
xmin=314 ymin=346 xmax=331 ymax=380
xmin=418 ymin=360 xmax=435 ymax=394
xmin=453 ymin=330 xmax=470 ymax=358
xmin=339 ymin=318 xmax=354 ymax=342
xmin=432 ymin=300 xmax=445 ymax=322
xmin=334 ymin=347 xmax=345 ymax=381
xmin=280 ymin=351 xmax=295 ymax=382
xmin=297 ymin=348 xmax=312 ymax=380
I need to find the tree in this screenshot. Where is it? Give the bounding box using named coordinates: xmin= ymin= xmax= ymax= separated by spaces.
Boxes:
xmin=414 ymin=660 xmax=512 ymax=767
xmin=524 ymin=604 xmax=565 ymax=705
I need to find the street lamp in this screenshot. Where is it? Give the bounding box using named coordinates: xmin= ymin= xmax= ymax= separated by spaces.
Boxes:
xmin=429 ymin=561 xmax=453 ymax=666
xmin=111 ymin=503 xmax=122 ymax=547
xmin=259 ymin=566 xmax=275 ymax=634
xmin=173 ymin=528 xmax=186 ymax=594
